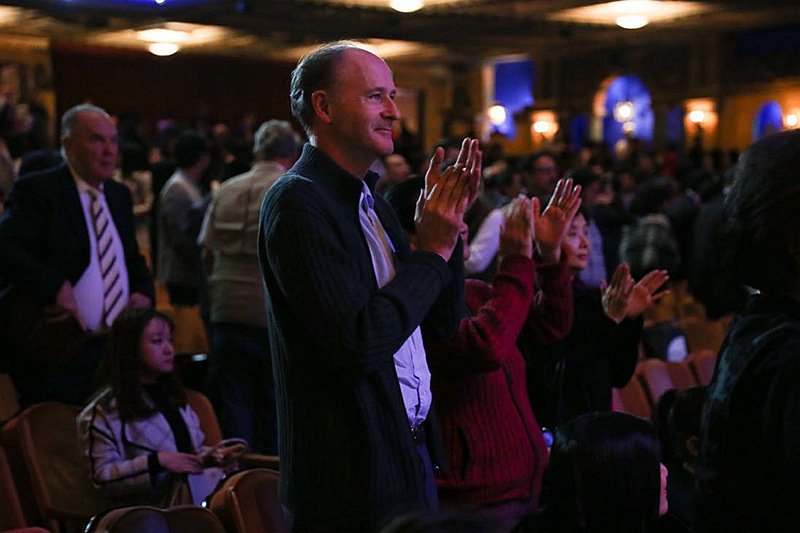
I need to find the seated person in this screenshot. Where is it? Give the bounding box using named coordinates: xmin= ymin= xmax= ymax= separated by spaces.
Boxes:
xmin=78 ymin=308 xmax=231 ymax=510
xmin=524 ymin=207 xmax=669 ymax=430
xmin=519 ymin=412 xmax=668 ymax=533
xmin=386 ymin=177 xmax=580 ymax=524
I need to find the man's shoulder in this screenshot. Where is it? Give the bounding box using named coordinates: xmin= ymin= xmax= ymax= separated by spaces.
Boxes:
xmin=262 ymin=171 xmax=327 ymax=212
xmin=15 ymin=163 xmax=70 ymax=190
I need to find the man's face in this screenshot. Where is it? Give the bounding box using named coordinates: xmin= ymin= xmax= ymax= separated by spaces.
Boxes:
xmin=524 ymin=154 xmax=557 ymax=195
xmin=62 ymin=111 xmax=118 ymax=186
xmin=327 ymin=49 xmax=399 ymax=162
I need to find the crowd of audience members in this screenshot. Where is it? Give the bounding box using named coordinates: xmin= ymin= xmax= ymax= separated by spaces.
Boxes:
xmin=0 ymin=103 xmax=796 ymax=533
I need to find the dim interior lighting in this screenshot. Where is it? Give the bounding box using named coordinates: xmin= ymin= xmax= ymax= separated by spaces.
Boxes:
xmin=689 ymin=110 xmax=705 ymax=124
xmin=389 ymin=0 xmax=424 ymax=13
xmin=786 ymin=114 xmax=798 ymax=128
xmin=148 ymin=42 xmax=180 ymax=56
xmin=613 ymin=101 xmax=634 ymax=123
xmin=137 ymin=29 xmax=189 ymax=43
xmin=155 ymin=0 xmax=166 ymax=4
xmin=616 ymin=14 xmax=649 ymax=29
xmin=533 ymin=121 xmax=551 ymax=133
xmin=488 ymin=104 xmax=507 ymax=126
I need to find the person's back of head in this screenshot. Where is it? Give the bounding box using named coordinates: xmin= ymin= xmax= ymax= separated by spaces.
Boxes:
xmin=536 ymin=412 xmax=665 ymax=533
xmin=724 ymin=128 xmax=800 ymax=295
xmin=253 ymin=119 xmax=302 ymax=162
xmin=175 ymin=130 xmax=211 ymax=170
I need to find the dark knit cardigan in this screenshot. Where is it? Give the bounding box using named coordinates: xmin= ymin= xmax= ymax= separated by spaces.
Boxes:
xmin=427 ymin=255 xmax=574 ymax=508
xmin=258 ymin=144 xmax=464 ymax=532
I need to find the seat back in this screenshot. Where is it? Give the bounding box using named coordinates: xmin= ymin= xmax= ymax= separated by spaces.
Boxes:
xmin=666 ymin=360 xmax=698 ymax=389
xmin=686 ymin=349 xmax=717 ymax=385
xmin=185 ymin=389 xmax=222 ymax=447
xmin=207 ymin=468 xmax=286 ymax=533
xmin=679 ymin=318 xmax=724 ymax=354
xmin=86 ymin=505 xmax=226 ymax=533
xmin=613 ymin=377 xmax=651 ymax=419
xmin=1 ymin=402 xmax=95 ymax=532
xmin=0 ymin=443 xmax=27 ymax=531
xmin=0 ymin=373 xmax=20 ymax=423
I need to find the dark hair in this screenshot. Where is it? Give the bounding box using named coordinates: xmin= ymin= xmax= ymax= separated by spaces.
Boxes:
xmin=289 ymin=41 xmax=362 ymax=136
xmin=538 ymin=412 xmax=662 ymax=532
xmin=725 ymin=129 xmax=800 ymax=294
xmin=565 ymin=166 xmax=600 ymax=190
xmin=385 ymin=175 xmax=424 ymax=235
xmin=630 ymin=177 xmax=675 ymax=216
xmin=96 ymin=307 xmax=185 ymax=419
xmin=175 ymin=130 xmax=211 ymax=169
xmin=654 ymin=386 xmax=707 ymax=470
xmin=380 ymin=511 xmax=505 ymax=533
xmin=520 ymin=150 xmax=555 ymax=173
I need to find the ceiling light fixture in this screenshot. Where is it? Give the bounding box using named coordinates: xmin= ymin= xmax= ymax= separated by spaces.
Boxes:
xmin=148 ymin=42 xmax=179 ymax=56
xmin=389 ymin=0 xmax=424 ymax=13
xmin=613 ymin=101 xmax=634 ymax=123
xmin=616 ymin=14 xmax=649 ymax=29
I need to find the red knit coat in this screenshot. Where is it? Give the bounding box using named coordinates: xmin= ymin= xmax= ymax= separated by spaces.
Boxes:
xmin=427 ymin=255 xmax=574 ymax=508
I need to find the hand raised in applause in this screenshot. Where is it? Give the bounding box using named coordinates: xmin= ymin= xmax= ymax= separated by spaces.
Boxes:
xmin=533 ymin=178 xmax=582 ymax=263
xmin=499 ymin=197 xmax=534 ymax=260
xmin=157 ymin=452 xmax=203 ymax=474
xmin=601 ymin=263 xmax=636 ymax=324
xmin=415 ymin=138 xmax=481 ymax=261
xmin=625 ymin=269 xmax=670 ymax=317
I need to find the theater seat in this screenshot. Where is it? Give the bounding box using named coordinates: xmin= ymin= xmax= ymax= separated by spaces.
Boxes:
xmin=85 ymin=506 xmax=226 ymax=533
xmin=207 ymin=469 xmax=286 ymax=533
xmin=1 ymin=402 xmax=95 ymax=533
xmin=0 ymin=444 xmax=27 ymax=531
xmin=679 ymin=318 xmax=724 ymax=354
xmin=0 ymin=373 xmax=20 ymax=423
xmin=636 ymin=359 xmax=697 ymax=407
xmin=686 ymin=349 xmax=717 ymax=385
xmin=185 ymin=389 xmax=222 ymax=447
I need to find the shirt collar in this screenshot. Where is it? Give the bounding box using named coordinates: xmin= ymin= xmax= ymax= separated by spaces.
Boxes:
xmin=68 ymin=164 xmax=104 ymax=196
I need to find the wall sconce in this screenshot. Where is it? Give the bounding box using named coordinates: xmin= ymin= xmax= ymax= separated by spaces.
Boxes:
xmin=487 ymin=104 xmax=508 ymax=126
xmin=785 ymin=110 xmax=799 ymax=128
xmin=684 ymin=98 xmax=717 ymax=134
xmin=613 ymin=101 xmax=634 ymax=123
xmin=531 ymin=110 xmax=558 ymax=139
xmin=689 ymin=110 xmax=705 ymax=124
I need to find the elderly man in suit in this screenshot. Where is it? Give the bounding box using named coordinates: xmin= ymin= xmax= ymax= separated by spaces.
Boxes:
xmin=0 ymin=103 xmax=153 ymax=406
xmin=259 ymin=41 xmax=480 ymax=531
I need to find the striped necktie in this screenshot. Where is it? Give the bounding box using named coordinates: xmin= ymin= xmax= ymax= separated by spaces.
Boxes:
xmin=88 ymin=188 xmax=124 ymax=327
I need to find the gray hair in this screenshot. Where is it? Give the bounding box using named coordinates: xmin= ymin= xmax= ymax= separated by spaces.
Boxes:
xmin=254 ymin=120 xmax=302 ymax=160
xmin=289 ymin=40 xmax=364 ymax=136
xmin=61 ymin=104 xmax=111 ymax=139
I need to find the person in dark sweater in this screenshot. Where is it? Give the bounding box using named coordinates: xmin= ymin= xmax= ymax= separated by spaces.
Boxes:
xmin=259 ymin=42 xmax=481 ymax=531
xmin=524 ymin=208 xmax=669 ymax=430
xmin=387 ymin=177 xmax=579 ymax=524
xmin=698 ymin=129 xmax=800 ymax=532
xmin=78 ymin=308 xmax=227 ymax=511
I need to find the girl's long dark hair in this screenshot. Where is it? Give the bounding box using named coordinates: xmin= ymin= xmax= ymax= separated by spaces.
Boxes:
xmin=95 ymin=307 xmax=186 ymax=419
xmin=537 ymin=412 xmax=662 ymax=533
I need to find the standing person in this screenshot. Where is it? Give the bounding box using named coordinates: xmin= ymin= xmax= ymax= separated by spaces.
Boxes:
xmin=156 ymin=130 xmax=211 ymax=307
xmin=524 ymin=208 xmax=669 ymax=431
xmin=259 ymin=41 xmax=480 ymax=532
xmin=387 ymin=177 xmax=580 ymax=524
xmin=698 ymin=129 xmax=800 ymax=532
xmin=199 ymin=119 xmax=302 ymax=454
xmin=0 ymin=104 xmax=153 ymax=406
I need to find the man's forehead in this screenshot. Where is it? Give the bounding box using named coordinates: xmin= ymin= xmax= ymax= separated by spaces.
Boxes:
xmin=336 ymin=48 xmax=394 ymax=89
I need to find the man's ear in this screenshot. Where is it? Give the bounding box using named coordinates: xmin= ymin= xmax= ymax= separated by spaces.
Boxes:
xmin=311 ymin=90 xmax=333 ymax=125
xmin=686 ymin=435 xmax=701 ymax=458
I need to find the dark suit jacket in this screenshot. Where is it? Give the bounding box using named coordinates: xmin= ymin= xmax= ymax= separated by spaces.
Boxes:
xmin=259 ymin=144 xmax=463 ymax=532
xmin=0 ymin=163 xmax=154 ymax=311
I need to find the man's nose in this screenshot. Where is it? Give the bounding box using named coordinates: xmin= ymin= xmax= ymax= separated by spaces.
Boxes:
xmin=384 ymin=96 xmax=400 ymax=120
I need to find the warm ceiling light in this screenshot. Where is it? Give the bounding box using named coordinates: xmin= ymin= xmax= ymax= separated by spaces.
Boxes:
xmin=488 ymin=104 xmax=507 ymax=126
xmin=689 ymin=110 xmax=705 ymax=124
xmin=137 ymin=28 xmax=189 ymax=43
xmin=616 ymin=14 xmax=649 ymax=29
xmin=148 ymin=42 xmax=180 ymax=56
xmin=155 ymin=0 xmax=166 ymax=4
xmin=389 ymin=0 xmax=424 ymax=12
xmin=786 ymin=114 xmax=798 ymax=128
xmin=614 ymin=101 xmax=634 ymax=123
